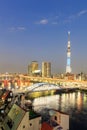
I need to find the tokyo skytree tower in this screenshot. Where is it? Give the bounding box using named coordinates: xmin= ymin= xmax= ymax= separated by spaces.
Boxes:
xmin=66 ymin=31 xmax=72 ymax=73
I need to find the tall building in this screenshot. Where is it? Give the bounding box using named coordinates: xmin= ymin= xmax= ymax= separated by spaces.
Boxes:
xmin=66 ymin=31 xmax=72 ymax=73
xmin=42 ymin=62 xmax=51 ymax=77
xmin=28 ymin=61 xmax=38 ymax=76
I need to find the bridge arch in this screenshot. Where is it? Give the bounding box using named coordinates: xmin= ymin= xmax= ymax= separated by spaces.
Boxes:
xmin=25 ymin=82 xmax=61 ymax=92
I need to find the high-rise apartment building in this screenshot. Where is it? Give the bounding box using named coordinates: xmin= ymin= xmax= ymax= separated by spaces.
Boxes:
xmin=28 ymin=61 xmax=38 ymax=76
xmin=42 ymin=62 xmax=51 ymax=77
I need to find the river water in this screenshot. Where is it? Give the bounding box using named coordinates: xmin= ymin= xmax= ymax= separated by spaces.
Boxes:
xmin=32 ymin=91 xmax=87 ymax=130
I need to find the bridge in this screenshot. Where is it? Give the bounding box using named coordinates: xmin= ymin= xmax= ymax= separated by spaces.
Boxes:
xmin=0 ymin=73 xmax=87 ymax=89
xmin=13 ymin=82 xmax=79 ymax=94
xmin=25 ymin=82 xmax=61 ymax=92
xmin=19 ymin=75 xmax=87 ymax=88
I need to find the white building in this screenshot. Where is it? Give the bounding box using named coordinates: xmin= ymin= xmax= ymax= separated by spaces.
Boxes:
xmin=2 ymin=104 xmax=41 ymax=130
xmin=50 ymin=109 xmax=69 ymax=130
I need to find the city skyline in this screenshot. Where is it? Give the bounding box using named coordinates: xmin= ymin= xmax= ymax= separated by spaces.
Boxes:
xmin=0 ymin=0 xmax=87 ymax=74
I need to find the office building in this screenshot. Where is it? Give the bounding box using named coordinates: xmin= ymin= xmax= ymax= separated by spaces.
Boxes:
xmin=42 ymin=62 xmax=51 ymax=77
xmin=28 ymin=61 xmax=38 ymax=76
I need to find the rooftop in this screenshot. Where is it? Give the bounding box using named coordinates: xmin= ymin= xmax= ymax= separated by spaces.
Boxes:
xmin=29 ymin=109 xmax=41 ymax=120
xmin=42 ymin=120 xmax=63 ymax=130
xmin=47 ymin=119 xmax=59 ymax=127
xmin=2 ymin=104 xmax=26 ymax=130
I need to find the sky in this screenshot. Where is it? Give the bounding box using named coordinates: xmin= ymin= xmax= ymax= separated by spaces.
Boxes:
xmin=0 ymin=0 xmax=87 ymax=74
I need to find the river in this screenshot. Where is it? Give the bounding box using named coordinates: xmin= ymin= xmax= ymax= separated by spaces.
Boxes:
xmin=31 ymin=91 xmax=87 ymax=130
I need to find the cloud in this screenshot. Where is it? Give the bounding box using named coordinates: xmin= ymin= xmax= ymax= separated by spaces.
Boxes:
xmin=9 ymin=26 xmax=26 ymax=32
xmin=17 ymin=26 xmax=26 ymax=31
xmin=35 ymin=19 xmax=48 ymax=25
xmin=40 ymin=19 xmax=48 ymax=24
xmin=77 ymin=10 xmax=87 ymax=16
xmin=63 ymin=9 xmax=87 ymax=24
xmin=70 ymin=10 xmax=87 ymax=20
xmin=34 ymin=10 xmax=87 ymax=26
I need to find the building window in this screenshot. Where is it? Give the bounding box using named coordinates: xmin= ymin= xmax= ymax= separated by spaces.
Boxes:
xmin=39 ymin=120 xmax=41 ymax=124
xmin=55 ymin=116 xmax=57 ymax=120
xmin=23 ymin=125 xmax=25 ymax=128
xmin=30 ymin=123 xmax=32 ymax=126
xmin=7 ymin=119 xmax=14 ymax=129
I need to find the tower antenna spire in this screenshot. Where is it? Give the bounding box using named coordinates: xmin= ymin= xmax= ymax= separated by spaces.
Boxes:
xmin=68 ymin=31 xmax=70 ymax=41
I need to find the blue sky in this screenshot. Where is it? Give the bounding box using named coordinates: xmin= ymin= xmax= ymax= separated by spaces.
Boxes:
xmin=0 ymin=0 xmax=87 ymax=74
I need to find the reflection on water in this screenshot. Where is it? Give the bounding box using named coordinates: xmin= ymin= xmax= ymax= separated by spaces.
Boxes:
xmin=32 ymin=91 xmax=87 ymax=130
